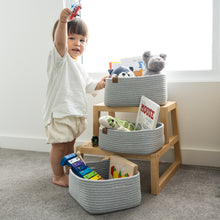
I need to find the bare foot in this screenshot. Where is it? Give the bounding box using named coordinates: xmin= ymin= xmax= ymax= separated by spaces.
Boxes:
xmin=52 ymin=175 xmax=69 ymax=187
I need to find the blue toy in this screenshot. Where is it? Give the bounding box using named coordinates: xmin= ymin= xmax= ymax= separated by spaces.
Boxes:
xmin=60 ymin=153 xmax=104 ymax=180
xmin=60 ymin=153 xmax=77 ymax=166
xmin=69 ymin=0 xmax=82 ymax=20
xmin=108 ymin=66 xmax=135 ymax=78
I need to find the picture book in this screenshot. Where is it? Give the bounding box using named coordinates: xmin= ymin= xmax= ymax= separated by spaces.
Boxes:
xmin=109 ymin=155 xmax=138 ymax=179
xmin=135 ymin=96 xmax=160 ymax=130
xmin=120 ymin=56 xmax=144 ymax=76
xmin=109 ymin=61 xmax=121 ymax=69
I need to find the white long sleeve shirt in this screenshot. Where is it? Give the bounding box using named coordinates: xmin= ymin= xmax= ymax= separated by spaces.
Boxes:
xmin=43 ymin=46 xmax=98 ymax=126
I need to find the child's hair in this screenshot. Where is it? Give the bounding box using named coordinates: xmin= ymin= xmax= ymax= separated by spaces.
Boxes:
xmin=52 ymin=18 xmax=89 ymax=41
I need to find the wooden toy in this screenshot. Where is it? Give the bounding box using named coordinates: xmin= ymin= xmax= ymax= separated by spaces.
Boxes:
xmin=109 ymin=155 xmax=138 ymax=179
xmin=60 ymin=153 xmax=104 ymax=180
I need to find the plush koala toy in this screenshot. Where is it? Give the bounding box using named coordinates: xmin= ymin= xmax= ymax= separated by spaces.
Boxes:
xmin=142 ymin=51 xmax=167 ymax=75
xmin=108 ymin=66 xmax=135 ymax=78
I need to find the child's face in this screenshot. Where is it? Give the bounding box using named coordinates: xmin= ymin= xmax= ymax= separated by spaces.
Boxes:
xmin=67 ymin=33 xmax=87 ymax=59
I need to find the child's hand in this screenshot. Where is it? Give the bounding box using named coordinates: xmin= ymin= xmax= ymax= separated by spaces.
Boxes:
xmin=95 ymin=75 xmax=110 ymax=90
xmin=60 ymin=8 xmax=73 ymax=23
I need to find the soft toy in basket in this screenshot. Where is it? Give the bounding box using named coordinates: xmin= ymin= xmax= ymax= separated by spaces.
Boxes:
xmin=142 ymin=51 xmax=167 ymax=75
xmin=108 ymin=66 xmax=135 ymax=78
xmin=99 ymin=115 xmax=136 ymax=131
xmin=98 ymin=112 xmax=165 ymax=155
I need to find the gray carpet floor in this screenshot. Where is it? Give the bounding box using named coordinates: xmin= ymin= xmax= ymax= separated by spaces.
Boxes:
xmin=0 ymin=148 xmax=219 ymax=220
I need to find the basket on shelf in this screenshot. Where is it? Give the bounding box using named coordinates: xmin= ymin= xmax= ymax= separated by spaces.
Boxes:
xmin=104 ymin=74 xmax=167 ymax=107
xmin=99 ymin=123 xmax=164 ymax=155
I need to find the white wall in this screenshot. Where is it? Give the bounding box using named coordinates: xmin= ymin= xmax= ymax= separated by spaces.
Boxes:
xmin=167 ymin=82 xmax=220 ymax=167
xmin=0 ymin=0 xmax=61 ymax=137
xmin=0 ymin=0 xmax=219 ymax=167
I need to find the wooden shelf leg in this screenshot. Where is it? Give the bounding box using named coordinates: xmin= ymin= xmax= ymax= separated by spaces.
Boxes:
xmin=171 ymin=106 xmax=182 ymax=164
xmin=108 ymin=111 xmax=115 ymax=117
xmin=93 ymin=106 xmax=100 ymax=137
xmin=174 ymin=141 xmax=182 ymax=164
xmin=171 ymin=108 xmax=179 ymax=136
xmin=150 ymin=154 xmax=160 ymax=195
xmin=160 ymin=108 xmax=169 ymax=144
xmin=159 ymin=158 xmax=181 ymax=192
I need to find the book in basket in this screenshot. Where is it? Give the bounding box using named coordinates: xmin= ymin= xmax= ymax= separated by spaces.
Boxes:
xmin=135 ymin=96 xmax=160 ymax=130
xmin=109 ymin=155 xmax=138 ymax=179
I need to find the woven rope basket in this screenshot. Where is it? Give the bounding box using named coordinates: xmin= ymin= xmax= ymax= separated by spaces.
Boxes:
xmin=104 ymin=74 xmax=167 ymax=107
xmin=99 ymin=123 xmax=164 ymax=155
xmin=69 ymin=159 xmax=141 ymax=214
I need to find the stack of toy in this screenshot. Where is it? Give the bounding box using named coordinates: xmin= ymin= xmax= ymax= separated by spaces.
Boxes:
xmin=60 ymin=153 xmax=104 ymax=180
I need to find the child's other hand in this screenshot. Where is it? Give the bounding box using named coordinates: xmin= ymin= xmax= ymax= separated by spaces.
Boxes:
xmin=60 ymin=8 xmax=73 ymax=23
xmin=95 ymin=75 xmax=110 ymax=90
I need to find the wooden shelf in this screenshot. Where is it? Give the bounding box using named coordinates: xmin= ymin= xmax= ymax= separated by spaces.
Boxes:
xmin=76 ymin=101 xmax=182 ymax=195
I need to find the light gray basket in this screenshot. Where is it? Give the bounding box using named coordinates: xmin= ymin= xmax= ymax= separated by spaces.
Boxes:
xmin=99 ymin=123 xmax=164 ymax=155
xmin=69 ymin=159 xmax=141 ymax=214
xmin=104 ymin=74 xmax=167 ymax=107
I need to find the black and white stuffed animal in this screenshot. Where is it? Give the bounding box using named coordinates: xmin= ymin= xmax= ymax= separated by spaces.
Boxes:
xmin=108 ymin=66 xmax=135 ymax=78
xmin=142 ymin=51 xmax=167 ymax=75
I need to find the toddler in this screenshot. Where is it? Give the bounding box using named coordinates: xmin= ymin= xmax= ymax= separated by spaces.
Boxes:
xmin=43 ymin=8 xmax=108 ymax=187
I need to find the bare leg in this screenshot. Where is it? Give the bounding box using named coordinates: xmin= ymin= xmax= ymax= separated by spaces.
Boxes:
xmin=64 ymin=139 xmax=76 ymax=175
xmin=50 ymin=142 xmax=69 ymax=187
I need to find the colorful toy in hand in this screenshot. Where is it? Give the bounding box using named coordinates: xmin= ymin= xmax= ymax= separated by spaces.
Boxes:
xmin=60 ymin=153 xmax=104 ymax=180
xmin=69 ymin=0 xmax=82 ymax=20
xmin=108 ymin=66 xmax=135 ymax=78
xmin=142 ymin=51 xmax=167 ymax=75
xmin=99 ymin=115 xmax=136 ymax=131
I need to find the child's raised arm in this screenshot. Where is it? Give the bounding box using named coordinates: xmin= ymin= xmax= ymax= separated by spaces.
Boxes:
xmin=54 ymin=8 xmax=73 ymax=57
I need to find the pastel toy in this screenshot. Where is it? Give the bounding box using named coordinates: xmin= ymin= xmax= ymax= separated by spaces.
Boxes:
xmin=99 ymin=115 xmax=136 ymax=131
xmin=142 ymin=51 xmax=167 ymax=75
xmin=108 ymin=66 xmax=135 ymax=78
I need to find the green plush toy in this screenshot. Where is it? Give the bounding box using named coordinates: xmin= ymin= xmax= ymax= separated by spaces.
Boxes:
xmin=99 ymin=115 xmax=136 ymax=131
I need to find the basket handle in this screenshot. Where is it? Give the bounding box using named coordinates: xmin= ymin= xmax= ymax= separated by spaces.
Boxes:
xmin=112 ymin=77 xmax=118 ymax=83
xmin=102 ymin=127 xmax=107 ymax=134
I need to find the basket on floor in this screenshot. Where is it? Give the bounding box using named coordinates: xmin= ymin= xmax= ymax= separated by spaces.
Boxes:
xmin=104 ymin=74 xmax=167 ymax=107
xmin=99 ymin=122 xmax=164 ymax=155
xmin=69 ymin=159 xmax=141 ymax=214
